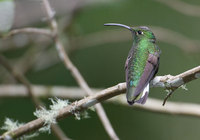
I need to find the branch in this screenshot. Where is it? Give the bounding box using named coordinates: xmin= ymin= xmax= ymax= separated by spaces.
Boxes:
xmin=0 ymin=85 xmax=90 ymax=98
xmin=151 ymin=65 xmax=200 ymax=88
xmin=3 ymin=28 xmax=53 ymax=38
xmin=0 ymin=64 xmax=200 ymax=140
xmin=41 ymin=0 xmax=119 ymax=139
xmin=0 ymin=83 xmax=124 ymax=140
xmin=155 ymin=0 xmax=200 ymax=17
xmin=0 ymin=55 xmax=40 ymax=107
xmin=71 ymin=26 xmax=200 ymax=53
xmin=110 ymin=95 xmax=200 ymax=118
xmin=0 ymin=85 xmax=200 ymax=118
xmin=152 ymin=65 xmax=200 ymax=104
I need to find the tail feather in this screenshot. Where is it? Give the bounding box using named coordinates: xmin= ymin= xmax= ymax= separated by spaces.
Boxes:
xmin=126 ymin=84 xmax=150 ymax=105
xmin=134 ymin=84 xmax=149 ymax=104
xmin=135 ymin=84 xmax=149 ymax=104
xmin=126 ymin=86 xmax=136 ymax=105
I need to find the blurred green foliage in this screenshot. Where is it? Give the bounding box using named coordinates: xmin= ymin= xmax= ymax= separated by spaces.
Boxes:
xmin=0 ymin=0 xmax=200 ymax=140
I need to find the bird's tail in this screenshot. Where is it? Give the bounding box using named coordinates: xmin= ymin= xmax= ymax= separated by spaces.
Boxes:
xmin=135 ymin=84 xmax=149 ymax=104
xmin=126 ymin=86 xmax=136 ymax=105
xmin=127 ymin=84 xmax=149 ymax=105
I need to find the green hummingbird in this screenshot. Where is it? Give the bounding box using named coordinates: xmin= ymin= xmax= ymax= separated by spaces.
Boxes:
xmin=104 ymin=23 xmax=161 ymax=105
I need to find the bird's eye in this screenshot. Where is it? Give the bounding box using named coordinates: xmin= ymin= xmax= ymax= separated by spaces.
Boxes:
xmin=137 ymin=30 xmax=143 ymax=35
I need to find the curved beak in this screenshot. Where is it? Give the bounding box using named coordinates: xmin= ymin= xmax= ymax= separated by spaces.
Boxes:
xmin=104 ymin=23 xmax=134 ymax=32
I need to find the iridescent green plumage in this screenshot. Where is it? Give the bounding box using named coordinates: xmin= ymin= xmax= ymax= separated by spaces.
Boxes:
xmin=130 ymin=29 xmax=159 ymax=87
xmin=104 ymin=23 xmax=161 ymax=105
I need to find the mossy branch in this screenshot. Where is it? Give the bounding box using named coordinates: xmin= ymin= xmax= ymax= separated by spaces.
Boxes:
xmin=0 ymin=65 xmax=199 ymax=140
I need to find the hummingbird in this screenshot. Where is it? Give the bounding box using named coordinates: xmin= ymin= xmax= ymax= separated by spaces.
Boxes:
xmin=104 ymin=23 xmax=161 ymax=105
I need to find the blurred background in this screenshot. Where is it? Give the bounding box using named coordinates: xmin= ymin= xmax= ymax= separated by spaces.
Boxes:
xmin=0 ymin=0 xmax=200 ymax=139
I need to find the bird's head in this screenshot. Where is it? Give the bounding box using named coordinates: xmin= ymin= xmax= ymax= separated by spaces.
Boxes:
xmin=104 ymin=23 xmax=156 ymax=43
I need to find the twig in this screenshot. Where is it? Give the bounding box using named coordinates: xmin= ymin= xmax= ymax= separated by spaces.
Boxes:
xmin=0 ymin=55 xmax=40 ymax=107
xmin=51 ymin=125 xmax=72 ymax=140
xmin=41 ymin=0 xmax=119 ymax=139
xmin=3 ymin=28 xmax=53 ymax=38
xmin=162 ymin=89 xmax=176 ymax=106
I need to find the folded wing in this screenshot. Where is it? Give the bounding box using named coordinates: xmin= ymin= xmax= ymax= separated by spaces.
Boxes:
xmin=134 ymin=53 xmax=159 ymax=100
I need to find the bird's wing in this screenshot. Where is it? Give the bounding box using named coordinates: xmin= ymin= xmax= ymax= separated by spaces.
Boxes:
xmin=125 ymin=55 xmax=129 ymax=85
xmin=125 ymin=51 xmax=134 ymax=93
xmin=134 ymin=53 xmax=160 ymax=97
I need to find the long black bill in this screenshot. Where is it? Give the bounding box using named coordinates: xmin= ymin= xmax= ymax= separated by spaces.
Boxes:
xmin=104 ymin=23 xmax=133 ymax=32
